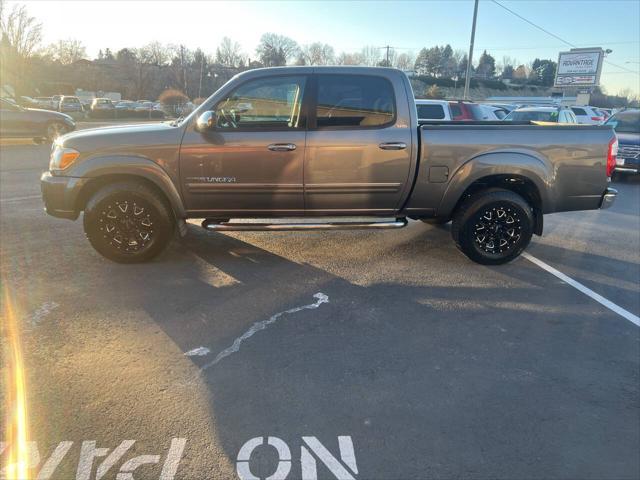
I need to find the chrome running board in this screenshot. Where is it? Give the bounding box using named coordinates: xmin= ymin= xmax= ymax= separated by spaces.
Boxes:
xmin=202 ymin=218 xmax=408 ymax=231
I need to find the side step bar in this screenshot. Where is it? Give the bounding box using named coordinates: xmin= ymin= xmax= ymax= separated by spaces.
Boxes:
xmin=202 ymin=218 xmax=408 ymax=232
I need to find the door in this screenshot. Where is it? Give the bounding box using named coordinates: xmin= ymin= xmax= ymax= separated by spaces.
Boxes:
xmin=304 ymin=74 xmax=413 ymax=214
xmin=179 ymin=75 xmax=308 ymax=216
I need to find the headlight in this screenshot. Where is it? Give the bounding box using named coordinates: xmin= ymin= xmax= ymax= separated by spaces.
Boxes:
xmin=49 ymin=145 xmax=80 ymax=172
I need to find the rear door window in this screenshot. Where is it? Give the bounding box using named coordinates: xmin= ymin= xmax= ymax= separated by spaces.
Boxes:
xmin=571 ymin=107 xmax=587 ymax=116
xmin=315 ymin=75 xmax=395 ymax=128
xmin=417 ymin=104 xmax=445 ymax=120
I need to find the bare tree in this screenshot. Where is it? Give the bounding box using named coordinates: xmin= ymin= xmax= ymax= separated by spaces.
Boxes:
xmin=0 ymin=1 xmax=42 ymax=96
xmin=215 ymin=37 xmax=245 ymax=68
xmin=394 ymin=52 xmax=415 ymax=71
xmin=299 ymin=42 xmax=335 ymax=65
xmin=256 ymin=33 xmax=299 ymax=66
xmin=360 ymin=45 xmax=381 ymax=66
xmin=139 ymin=41 xmax=170 ymax=66
xmin=44 ymin=39 xmax=87 ymax=64
xmin=335 ymin=52 xmax=364 ymax=65
xmin=0 ymin=2 xmax=42 ymax=58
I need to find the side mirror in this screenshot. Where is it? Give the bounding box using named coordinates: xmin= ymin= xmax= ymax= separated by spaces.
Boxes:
xmin=195 ymin=111 xmax=215 ymax=132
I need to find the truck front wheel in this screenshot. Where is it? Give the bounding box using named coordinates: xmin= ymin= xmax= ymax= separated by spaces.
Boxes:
xmin=83 ymin=182 xmax=174 ymax=263
xmin=451 ymin=189 xmax=533 ymax=265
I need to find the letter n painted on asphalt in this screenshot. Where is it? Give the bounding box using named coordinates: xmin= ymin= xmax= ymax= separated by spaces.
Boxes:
xmin=300 ymin=436 xmax=358 ymax=480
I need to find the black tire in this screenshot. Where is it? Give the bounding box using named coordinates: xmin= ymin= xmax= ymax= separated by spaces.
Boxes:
xmin=83 ymin=182 xmax=175 ymax=263
xmin=451 ymin=188 xmax=533 ymax=265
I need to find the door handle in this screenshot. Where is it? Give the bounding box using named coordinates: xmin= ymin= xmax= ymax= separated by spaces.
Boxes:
xmin=268 ymin=143 xmax=297 ymax=152
xmin=379 ymin=142 xmax=407 ymax=150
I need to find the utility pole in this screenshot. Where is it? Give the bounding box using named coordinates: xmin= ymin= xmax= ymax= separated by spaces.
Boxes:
xmin=379 ymin=45 xmax=392 ymax=66
xmin=198 ymin=55 xmax=204 ymax=99
xmin=463 ymin=0 xmax=479 ymax=100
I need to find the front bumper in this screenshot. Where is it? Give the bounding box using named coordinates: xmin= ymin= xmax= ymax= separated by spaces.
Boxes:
xmin=40 ymin=171 xmax=87 ymax=220
xmin=599 ymin=187 xmax=617 ymax=210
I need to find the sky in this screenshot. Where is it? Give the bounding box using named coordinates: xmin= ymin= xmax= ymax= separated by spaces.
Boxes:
xmin=10 ymin=0 xmax=640 ymax=96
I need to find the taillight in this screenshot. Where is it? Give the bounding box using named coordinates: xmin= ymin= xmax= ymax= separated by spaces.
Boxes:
xmin=606 ymin=136 xmax=618 ymax=177
xmin=591 ymin=116 xmax=603 ymax=121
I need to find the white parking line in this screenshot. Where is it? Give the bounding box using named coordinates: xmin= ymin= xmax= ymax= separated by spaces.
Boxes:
xmin=523 ymin=252 xmax=640 ymax=327
xmin=0 ymin=195 xmax=41 ymax=203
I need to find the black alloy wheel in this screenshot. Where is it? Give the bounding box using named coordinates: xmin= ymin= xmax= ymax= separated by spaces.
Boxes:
xmin=83 ymin=182 xmax=174 ymax=263
xmin=452 ymin=189 xmax=534 ymax=265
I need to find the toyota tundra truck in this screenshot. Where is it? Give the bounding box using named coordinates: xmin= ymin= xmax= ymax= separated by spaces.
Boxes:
xmin=41 ymin=66 xmax=618 ymax=265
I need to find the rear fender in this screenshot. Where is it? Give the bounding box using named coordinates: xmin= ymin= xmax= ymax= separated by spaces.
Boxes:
xmin=437 ymin=151 xmax=552 ymax=218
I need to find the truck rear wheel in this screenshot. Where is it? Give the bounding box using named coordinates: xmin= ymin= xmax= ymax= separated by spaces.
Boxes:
xmin=83 ymin=182 xmax=174 ymax=263
xmin=451 ymin=189 xmax=533 ymax=265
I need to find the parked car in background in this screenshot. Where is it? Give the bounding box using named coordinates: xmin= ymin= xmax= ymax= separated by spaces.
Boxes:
xmin=52 ymin=95 xmax=63 ymax=110
xmin=59 ymin=96 xmax=84 ymax=114
xmin=504 ymin=106 xmax=578 ymax=124
xmin=605 ymin=109 xmax=640 ymax=176
xmin=0 ymin=97 xmax=76 ymax=142
xmin=35 ymin=97 xmax=57 ymax=110
xmin=90 ymin=98 xmax=115 ymax=118
xmin=18 ymin=96 xmax=39 ymax=108
xmin=448 ymin=100 xmax=485 ymax=121
xmin=479 ymin=104 xmax=509 ymax=120
xmin=600 ymin=108 xmax=615 ymax=119
xmin=114 ymin=100 xmax=138 ymax=116
xmin=490 ymin=103 xmax=517 ymax=114
xmin=571 ymin=105 xmax=605 ymax=124
xmin=416 ymin=99 xmax=452 ymax=121
xmin=134 ymin=101 xmax=165 ymax=118
xmin=594 ymin=107 xmax=610 ymax=121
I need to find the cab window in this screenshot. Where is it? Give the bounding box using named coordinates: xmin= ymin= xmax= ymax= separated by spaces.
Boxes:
xmin=315 ymin=74 xmax=395 ymax=128
xmin=214 ymin=75 xmax=307 ymax=129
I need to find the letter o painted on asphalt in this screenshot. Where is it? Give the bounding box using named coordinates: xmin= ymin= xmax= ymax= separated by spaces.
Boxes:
xmin=236 ymin=436 xmax=292 ymax=480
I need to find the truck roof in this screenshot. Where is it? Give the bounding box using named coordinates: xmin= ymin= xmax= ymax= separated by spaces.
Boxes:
xmin=232 ymin=65 xmax=403 ymax=79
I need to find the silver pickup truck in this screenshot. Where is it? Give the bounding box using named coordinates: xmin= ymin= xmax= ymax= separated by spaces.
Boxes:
xmin=41 ymin=66 xmax=618 ymax=265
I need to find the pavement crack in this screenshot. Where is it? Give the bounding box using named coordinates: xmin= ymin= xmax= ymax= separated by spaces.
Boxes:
xmin=200 ymin=292 xmax=329 ymax=370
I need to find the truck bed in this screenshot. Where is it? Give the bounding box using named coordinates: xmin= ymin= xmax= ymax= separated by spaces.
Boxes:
xmin=404 ymin=123 xmax=615 ymax=218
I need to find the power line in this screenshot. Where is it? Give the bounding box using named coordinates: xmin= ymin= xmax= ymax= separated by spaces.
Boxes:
xmin=490 ymin=0 xmax=638 ymax=75
xmin=490 ymin=0 xmax=574 ymax=47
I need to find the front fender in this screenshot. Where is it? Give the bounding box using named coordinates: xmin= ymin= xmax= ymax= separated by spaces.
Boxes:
xmin=437 ymin=151 xmax=553 ymax=218
xmin=69 ymin=155 xmax=186 ymax=218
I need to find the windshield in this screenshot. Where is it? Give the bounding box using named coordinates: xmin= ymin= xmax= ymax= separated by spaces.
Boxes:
xmin=605 ymin=110 xmax=640 ymax=133
xmin=505 ymin=110 xmax=559 ymax=122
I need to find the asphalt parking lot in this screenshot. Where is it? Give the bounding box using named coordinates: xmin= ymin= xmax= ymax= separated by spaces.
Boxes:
xmin=1 ymin=130 xmax=639 ymax=479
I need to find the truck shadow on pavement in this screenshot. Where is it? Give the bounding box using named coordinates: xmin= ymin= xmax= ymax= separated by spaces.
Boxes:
xmin=102 ymin=224 xmax=639 ymax=479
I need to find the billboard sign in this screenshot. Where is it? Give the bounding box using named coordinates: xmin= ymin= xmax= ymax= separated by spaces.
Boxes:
xmin=554 ymin=48 xmax=604 ymax=87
